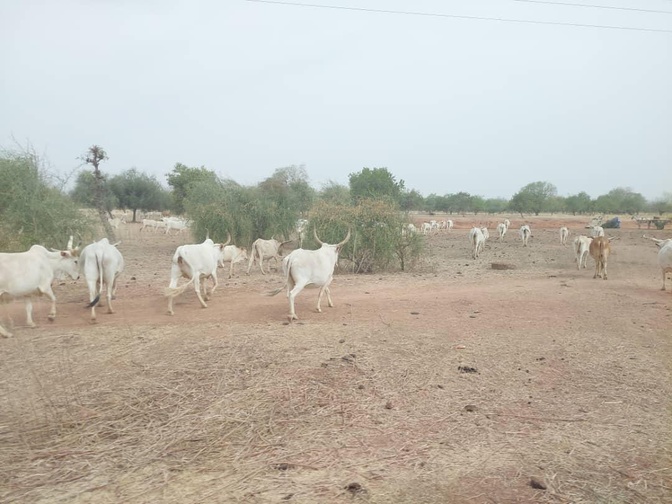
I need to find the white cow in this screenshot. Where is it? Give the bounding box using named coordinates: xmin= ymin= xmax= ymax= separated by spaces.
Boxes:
xmin=497 ymin=222 xmax=507 ymax=241
xmin=560 ymin=226 xmax=569 ymax=245
xmin=591 ymin=226 xmax=605 ymax=238
xmin=481 ymin=227 xmax=490 ymax=240
xmin=218 ymin=245 xmax=248 ymax=279
xmin=504 ymin=219 xmax=511 ymax=229
xmin=520 ymin=225 xmax=531 ymax=247
xmin=165 ymin=234 xmax=231 ymax=315
xmin=246 ymin=238 xmax=289 ymax=275
xmin=79 ymin=238 xmax=124 ymax=321
xmin=446 ymin=219 xmax=454 ymax=231
xmin=468 ymin=227 xmax=485 ymax=259
xmin=108 ymin=216 xmax=126 ymax=230
xmin=644 ymin=236 xmax=672 ymax=291
xmin=269 ymin=229 xmax=351 ymax=321
xmin=0 ymin=241 xmax=80 ymax=337
xmin=296 ymin=219 xmax=309 ymax=247
xmin=163 ymin=217 xmax=190 ymax=235
xmin=573 ymin=235 xmax=593 ymax=269
xmin=404 ymin=223 xmax=417 ymax=236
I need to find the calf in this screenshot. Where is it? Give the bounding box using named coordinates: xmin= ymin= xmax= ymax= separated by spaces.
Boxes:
xmin=79 ymin=238 xmax=124 ymax=321
xmin=573 ymin=235 xmax=593 ymax=269
xmin=165 ymin=234 xmax=231 ymax=315
xmin=589 ymin=236 xmax=611 ymax=280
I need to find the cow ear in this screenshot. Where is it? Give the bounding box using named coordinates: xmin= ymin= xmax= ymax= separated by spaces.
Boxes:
xmin=60 ymin=251 xmax=68 ymax=257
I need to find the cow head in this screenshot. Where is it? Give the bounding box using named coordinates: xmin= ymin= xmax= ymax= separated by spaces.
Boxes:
xmin=59 ymin=249 xmax=80 ymax=280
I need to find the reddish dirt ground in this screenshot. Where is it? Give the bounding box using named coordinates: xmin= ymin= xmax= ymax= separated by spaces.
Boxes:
xmin=1 ymin=214 xmax=671 ymax=503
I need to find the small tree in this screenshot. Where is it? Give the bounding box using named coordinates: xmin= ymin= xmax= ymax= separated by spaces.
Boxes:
xmin=109 ymin=168 xmax=170 ymax=222
xmin=509 ymin=181 xmax=558 ymax=216
xmin=81 ymin=145 xmax=115 ymax=241
xmin=565 ymin=192 xmax=593 ymax=215
xmin=166 ymin=163 xmax=219 ymax=214
xmin=320 ymin=180 xmax=351 ymax=206
xmin=70 ymin=171 xmax=118 ymax=214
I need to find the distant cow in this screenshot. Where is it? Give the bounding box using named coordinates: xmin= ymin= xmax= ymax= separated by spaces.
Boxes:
xmin=165 ymin=234 xmax=231 ymax=315
xmin=218 ymin=245 xmax=248 ymax=279
xmin=573 ymin=235 xmax=593 ymax=270
xmin=520 ymin=225 xmax=531 ymax=247
xmin=589 ymin=236 xmax=611 ymax=280
xmin=468 ymin=227 xmax=485 ymax=259
xmin=79 ymin=238 xmax=124 ymax=321
xmin=0 ymin=239 xmax=80 ymax=337
xmin=246 ymin=238 xmax=290 ymax=275
xmin=560 ymin=226 xmax=569 ymax=245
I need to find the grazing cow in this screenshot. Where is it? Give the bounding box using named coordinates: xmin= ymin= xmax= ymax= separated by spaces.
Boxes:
xmin=247 ymin=238 xmax=290 ymax=275
xmin=164 ymin=218 xmax=189 ymax=235
xmin=165 ymin=234 xmax=231 ymax=315
xmin=591 ymin=226 xmax=605 ymax=238
xmin=560 ymin=226 xmax=569 ymax=245
xmin=497 ymin=222 xmax=507 ymax=241
xmin=468 ymin=227 xmax=485 ymax=259
xmin=573 ymin=235 xmax=593 ymax=270
xmin=643 ymin=236 xmax=672 ymax=291
xmin=79 ymin=238 xmax=124 ymax=321
xmin=421 ymin=222 xmax=432 ymax=235
xmin=218 ymin=245 xmax=248 ymax=279
xmin=0 ymin=241 xmax=80 ymax=337
xmin=520 ymin=225 xmax=531 ymax=247
xmin=589 ymin=236 xmax=611 ymax=280
xmin=269 ymin=229 xmax=351 ymax=321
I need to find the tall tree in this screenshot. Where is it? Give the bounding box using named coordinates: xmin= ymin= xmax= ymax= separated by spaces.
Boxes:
xmin=166 ymin=163 xmax=219 ymax=214
xmin=509 ymin=181 xmax=558 ymax=216
xmin=348 ymin=167 xmax=405 ymax=205
xmin=81 ymin=145 xmax=115 ymax=241
xmin=564 ymin=192 xmax=593 ymax=215
xmin=109 ymin=168 xmax=170 ymax=222
xmin=320 ymin=180 xmax=351 ymax=206
xmin=594 ymin=187 xmax=646 ymax=215
xmin=70 ymin=171 xmax=118 ymax=213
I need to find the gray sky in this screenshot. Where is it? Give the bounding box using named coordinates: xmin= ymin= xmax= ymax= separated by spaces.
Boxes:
xmin=1 ymin=0 xmax=670 ymax=200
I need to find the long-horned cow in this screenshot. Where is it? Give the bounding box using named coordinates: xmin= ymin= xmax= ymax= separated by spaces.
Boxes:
xmin=269 ymin=229 xmax=351 ymax=322
xmin=165 ymin=233 xmax=231 ymax=315
xmin=0 ymin=239 xmax=80 ymax=337
xmin=79 ymin=238 xmax=125 ymax=321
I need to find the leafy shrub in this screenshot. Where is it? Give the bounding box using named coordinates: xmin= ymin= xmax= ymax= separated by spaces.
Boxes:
xmin=307 ymin=199 xmax=423 ymax=273
xmin=0 ymin=151 xmax=92 ymax=251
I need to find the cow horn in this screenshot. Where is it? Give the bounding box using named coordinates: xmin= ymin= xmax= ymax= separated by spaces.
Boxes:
xmin=223 ymin=232 xmax=231 ymax=246
xmin=336 ymin=228 xmax=351 ymax=248
xmin=313 ymin=228 xmax=324 ymax=245
xmin=66 ymin=235 xmax=74 ymax=250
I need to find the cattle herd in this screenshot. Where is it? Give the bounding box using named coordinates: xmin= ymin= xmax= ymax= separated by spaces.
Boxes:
xmin=0 ymin=215 xmax=670 ymax=337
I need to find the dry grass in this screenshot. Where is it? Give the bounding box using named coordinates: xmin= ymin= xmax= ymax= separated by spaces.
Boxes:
xmin=1 ymin=218 xmax=672 ymax=503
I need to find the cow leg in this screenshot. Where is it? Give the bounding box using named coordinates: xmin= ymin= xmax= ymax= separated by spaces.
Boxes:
xmin=25 ymin=299 xmax=36 ymax=327
xmin=288 ymin=281 xmax=307 ymax=321
xmin=259 ymin=254 xmax=266 ymax=275
xmin=602 ymin=260 xmax=608 ymax=280
xmin=39 ymin=285 xmax=58 ymax=320
xmin=194 ymin=277 xmax=208 ymax=308
xmin=228 ymin=261 xmax=235 ymax=279
xmin=662 ymin=271 xmax=667 ymax=291
xmin=0 ymin=322 xmax=11 ymax=338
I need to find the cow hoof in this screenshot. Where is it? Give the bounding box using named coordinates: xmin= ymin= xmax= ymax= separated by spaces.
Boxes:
xmin=1 ymin=332 xmax=12 ymax=338
xmin=48 ymin=315 xmax=56 ymax=322
xmin=288 ymin=315 xmax=298 ymax=322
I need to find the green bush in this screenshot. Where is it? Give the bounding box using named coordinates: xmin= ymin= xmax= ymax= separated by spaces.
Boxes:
xmin=0 ymin=151 xmax=92 ymax=251
xmin=307 ymin=199 xmax=423 ymax=273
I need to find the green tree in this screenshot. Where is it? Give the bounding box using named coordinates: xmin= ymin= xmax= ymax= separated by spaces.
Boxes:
xmin=166 ymin=163 xmax=219 ymax=214
xmin=400 ymin=189 xmax=424 ymax=211
xmin=259 ymin=165 xmax=315 ymax=217
xmin=70 ymin=171 xmax=118 ymax=214
xmin=320 ymin=180 xmax=351 ymax=206
xmin=109 ymin=168 xmax=170 ymax=222
xmin=509 ymin=181 xmax=558 ymax=216
xmin=483 ymin=198 xmax=508 ymax=214
xmin=81 ymin=145 xmax=115 ymax=241
xmin=348 ymin=167 xmax=405 ymax=205
xmin=594 ymin=187 xmax=646 ymax=215
xmin=0 ymin=150 xmax=91 ymax=251
xmin=564 ymin=192 xmax=593 ymax=215
xmin=649 ymin=192 xmax=672 ymax=215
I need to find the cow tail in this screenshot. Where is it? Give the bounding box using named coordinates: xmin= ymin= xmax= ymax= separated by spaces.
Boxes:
xmin=164 ymin=277 xmax=195 ymax=298
xmin=267 ymin=256 xmax=290 ymax=297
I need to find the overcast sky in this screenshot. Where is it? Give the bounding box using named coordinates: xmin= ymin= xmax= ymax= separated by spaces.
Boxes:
xmin=1 ymin=0 xmax=670 ymax=200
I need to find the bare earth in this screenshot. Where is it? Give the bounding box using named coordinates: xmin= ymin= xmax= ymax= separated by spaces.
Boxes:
xmin=1 ymin=215 xmax=671 ymax=503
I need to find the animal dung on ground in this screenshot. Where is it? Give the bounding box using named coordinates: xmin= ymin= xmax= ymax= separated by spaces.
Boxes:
xmin=458 ymin=366 xmax=478 ymax=373
xmin=491 ymin=262 xmax=517 ymax=270
xmin=464 ymin=404 xmax=478 ymax=412
xmin=529 ymin=477 xmax=547 ymax=490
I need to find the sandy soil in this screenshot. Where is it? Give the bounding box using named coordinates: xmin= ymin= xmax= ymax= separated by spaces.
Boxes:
xmin=1 ymin=214 xmax=671 ymax=503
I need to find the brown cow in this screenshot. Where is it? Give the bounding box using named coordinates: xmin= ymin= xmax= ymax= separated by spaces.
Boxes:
xmin=589 ymin=236 xmax=611 ymax=280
